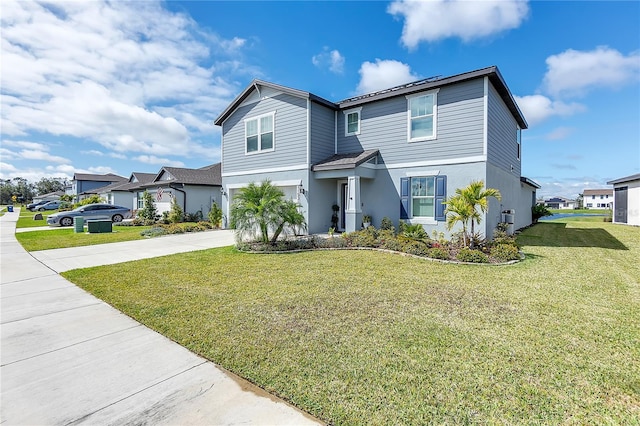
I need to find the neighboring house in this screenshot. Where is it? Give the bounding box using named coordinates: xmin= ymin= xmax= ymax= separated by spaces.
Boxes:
xmin=583 ymin=189 xmax=613 ymax=209
xmin=33 ymin=191 xmax=65 ymax=203
xmin=214 ymin=66 xmax=539 ymax=237
xmin=133 ymin=163 xmax=222 ymax=217
xmin=544 ymin=197 xmax=576 ymax=210
xmin=69 ymin=173 xmax=127 ymax=201
xmin=607 ymin=173 xmax=640 ymax=226
xmin=86 ymin=172 xmax=156 ymax=209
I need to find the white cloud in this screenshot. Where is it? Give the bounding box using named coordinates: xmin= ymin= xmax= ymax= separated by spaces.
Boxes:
xmin=18 ymin=150 xmax=70 ymax=164
xmin=388 ymin=0 xmax=529 ymax=48
xmin=356 ymin=59 xmax=420 ymax=94
xmin=312 ymin=47 xmax=345 ymax=74
xmin=514 ymin=95 xmax=585 ymax=126
xmin=544 ymin=127 xmax=574 ymax=141
xmin=134 ymin=155 xmax=185 ymax=167
xmin=543 ymin=47 xmax=640 ymax=97
xmin=0 ymin=0 xmax=247 ymax=173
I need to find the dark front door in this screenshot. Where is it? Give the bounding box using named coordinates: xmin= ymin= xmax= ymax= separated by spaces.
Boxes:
xmin=614 ymin=186 xmax=628 ymax=223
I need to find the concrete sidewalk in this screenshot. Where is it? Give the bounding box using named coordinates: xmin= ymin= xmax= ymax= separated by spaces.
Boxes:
xmin=1 ymin=208 xmax=322 ymax=425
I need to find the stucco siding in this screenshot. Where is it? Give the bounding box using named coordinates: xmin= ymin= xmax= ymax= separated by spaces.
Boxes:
xmin=222 ymin=92 xmax=308 ymax=175
xmin=310 ymin=102 xmax=336 ymax=164
xmin=487 ymin=82 xmax=521 ymax=175
xmin=486 ymin=163 xmax=534 ymax=233
xmin=336 ymin=78 xmax=485 ymax=165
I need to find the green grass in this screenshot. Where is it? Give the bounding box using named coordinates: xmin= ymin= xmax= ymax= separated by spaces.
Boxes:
xmin=16 ymin=208 xmax=54 ymax=228
xmin=16 ymin=226 xmax=154 ymax=251
xmin=62 ymin=220 xmax=640 ymax=424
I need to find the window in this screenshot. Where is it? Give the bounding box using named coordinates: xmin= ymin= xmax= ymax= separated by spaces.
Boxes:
xmin=592 ymin=195 xmax=595 ymax=199
xmin=600 ymin=195 xmax=604 ymax=199
xmin=586 ymin=203 xmax=593 ymax=207
xmin=137 ymin=192 xmax=144 ymax=209
xmin=517 ymin=126 xmax=522 ymax=160
xmin=400 ymin=175 xmax=447 ymax=221
xmin=245 ymin=113 xmax=274 ymax=154
xmin=411 ymin=177 xmax=435 ymax=217
xmin=407 ymin=90 xmax=438 ymax=141
xmin=344 ymin=108 xmax=361 ymax=136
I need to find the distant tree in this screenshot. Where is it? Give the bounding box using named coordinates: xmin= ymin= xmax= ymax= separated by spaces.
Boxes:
xmin=75 ymin=194 xmax=104 ymax=207
xmin=0 ymin=178 xmax=35 ymax=204
xmin=137 ymin=190 xmax=158 ymax=223
xmin=34 ymin=177 xmax=66 ymax=196
xmin=576 ymin=193 xmax=584 ymax=209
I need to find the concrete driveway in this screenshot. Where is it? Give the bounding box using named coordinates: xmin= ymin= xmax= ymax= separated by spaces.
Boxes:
xmin=1 ymin=208 xmax=322 ymax=425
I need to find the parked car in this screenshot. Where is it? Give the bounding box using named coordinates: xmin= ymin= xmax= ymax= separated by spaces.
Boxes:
xmin=36 ymin=200 xmax=64 ymax=211
xmin=47 ymin=203 xmax=132 ymax=227
xmin=27 ymin=200 xmax=50 ymax=211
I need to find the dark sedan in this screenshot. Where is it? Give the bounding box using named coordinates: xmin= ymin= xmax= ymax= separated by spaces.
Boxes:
xmin=47 ymin=203 xmax=132 ymax=227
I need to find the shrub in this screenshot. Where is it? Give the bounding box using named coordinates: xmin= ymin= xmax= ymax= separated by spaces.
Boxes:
xmin=184 ymin=211 xmax=203 ymax=222
xmin=402 ymin=223 xmax=428 ymax=241
xmin=197 ymin=221 xmax=213 ymax=230
xmin=398 ymin=236 xmax=429 ymax=256
xmin=74 ymin=194 xmax=104 ymax=208
xmin=380 ymin=216 xmax=395 ymax=232
xmin=163 ymin=224 xmax=186 ymax=234
xmin=168 ymin=198 xmax=184 ymax=223
xmin=140 ymin=227 xmax=166 ymax=238
xmin=532 ymin=203 xmax=552 ymax=223
xmin=428 ymin=247 xmax=450 ymax=260
xmin=377 ymin=229 xmax=399 ymax=250
xmin=137 ymin=191 xmax=159 ymax=223
xmin=456 ymin=248 xmax=489 ymax=263
xmin=490 ymin=244 xmax=520 ymax=262
xmin=351 ymin=227 xmax=379 ymax=247
xmin=208 ymin=202 xmax=223 ymax=228
xmin=493 ymin=222 xmax=517 ymax=247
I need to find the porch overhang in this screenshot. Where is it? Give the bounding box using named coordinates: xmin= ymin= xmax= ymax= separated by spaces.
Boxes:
xmin=311 ymin=149 xmax=379 ymax=180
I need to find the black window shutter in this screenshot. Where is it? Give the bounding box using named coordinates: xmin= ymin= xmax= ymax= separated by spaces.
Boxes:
xmin=400 ymin=177 xmax=410 ymax=219
xmin=434 ymin=175 xmax=447 ymax=221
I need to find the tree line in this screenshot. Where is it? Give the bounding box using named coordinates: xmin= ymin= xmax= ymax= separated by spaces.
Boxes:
xmin=0 ymin=177 xmax=67 ymax=204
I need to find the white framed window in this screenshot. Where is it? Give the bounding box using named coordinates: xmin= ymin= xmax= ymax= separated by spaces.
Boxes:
xmin=137 ymin=192 xmax=144 ymax=209
xmin=517 ymin=126 xmax=522 ymax=160
xmin=344 ymin=107 xmax=361 ymax=136
xmin=411 ymin=177 xmax=435 ymax=217
xmin=245 ymin=112 xmax=275 ymax=154
xmin=407 ymin=90 xmax=438 ymax=142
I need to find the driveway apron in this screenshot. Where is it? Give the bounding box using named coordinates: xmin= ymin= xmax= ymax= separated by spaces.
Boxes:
xmin=1 ymin=209 xmax=321 ymax=425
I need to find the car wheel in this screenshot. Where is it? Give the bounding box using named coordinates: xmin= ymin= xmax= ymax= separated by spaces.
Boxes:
xmin=112 ymin=214 xmax=123 ymax=223
xmin=60 ymin=217 xmax=73 ymax=227
xmin=38 ymin=207 xmax=45 ymax=211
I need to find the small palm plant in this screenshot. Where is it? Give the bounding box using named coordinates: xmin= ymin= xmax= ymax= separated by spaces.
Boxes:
xmin=230 ymin=180 xmax=306 ymax=244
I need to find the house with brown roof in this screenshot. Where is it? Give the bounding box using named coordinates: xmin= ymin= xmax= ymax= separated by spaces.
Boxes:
xmin=133 ymin=163 xmax=222 ymax=218
xmin=583 ymin=189 xmax=613 ymax=209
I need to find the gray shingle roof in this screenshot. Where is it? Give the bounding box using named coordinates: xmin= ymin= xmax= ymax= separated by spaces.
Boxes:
xmin=139 ymin=163 xmax=221 ymax=188
xmin=607 ymin=173 xmax=640 ymax=185
xmin=73 ymin=173 xmax=127 ymax=182
xmin=311 ymin=150 xmax=379 ymax=171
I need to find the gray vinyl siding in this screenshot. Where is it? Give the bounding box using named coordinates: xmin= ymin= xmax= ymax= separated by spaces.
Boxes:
xmin=222 ymin=93 xmax=308 ymax=174
xmin=336 ymin=79 xmax=485 ymax=165
xmin=487 ymin=82 xmax=521 ymax=175
xmin=310 ymin=102 xmax=336 ymax=164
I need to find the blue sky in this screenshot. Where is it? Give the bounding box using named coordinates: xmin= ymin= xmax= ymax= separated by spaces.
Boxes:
xmin=1 ymin=0 xmax=638 ymax=199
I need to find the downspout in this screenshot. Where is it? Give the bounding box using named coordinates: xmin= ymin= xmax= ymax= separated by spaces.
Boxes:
xmin=169 ymin=183 xmax=187 ymax=212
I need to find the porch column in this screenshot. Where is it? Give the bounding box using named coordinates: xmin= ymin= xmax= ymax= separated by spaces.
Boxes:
xmin=345 ymin=176 xmax=362 ymax=232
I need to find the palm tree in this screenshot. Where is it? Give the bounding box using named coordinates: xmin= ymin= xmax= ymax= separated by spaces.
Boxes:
xmin=458 ymin=180 xmax=501 ymax=242
xmin=444 ymin=194 xmax=476 ymax=247
xmin=444 ymin=180 xmax=501 ymax=248
xmin=230 ymin=180 xmax=306 ymax=243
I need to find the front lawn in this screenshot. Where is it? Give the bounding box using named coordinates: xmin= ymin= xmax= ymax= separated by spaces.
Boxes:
xmin=63 ymin=220 xmax=640 ymax=424
xmin=16 ymin=225 xmax=155 ymax=251
xmin=16 ymin=208 xmax=54 ymax=228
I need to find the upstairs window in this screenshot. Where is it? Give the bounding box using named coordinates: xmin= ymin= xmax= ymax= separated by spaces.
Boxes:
xmin=245 ymin=113 xmax=275 ymax=154
xmin=517 ymin=126 xmax=522 ymax=160
xmin=407 ymin=90 xmax=438 ymax=142
xmin=344 ymin=107 xmax=361 ymax=136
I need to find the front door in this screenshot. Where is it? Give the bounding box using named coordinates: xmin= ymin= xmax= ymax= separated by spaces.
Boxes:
xmin=339 ymin=182 xmax=348 ymax=231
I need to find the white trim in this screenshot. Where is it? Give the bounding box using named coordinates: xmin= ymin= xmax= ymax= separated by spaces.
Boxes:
xmin=483 ymin=76 xmax=488 ymax=157
xmin=222 ymin=164 xmax=308 ymax=177
xmin=406 ymin=89 xmax=439 ymax=142
xmin=405 ymin=170 xmax=440 ymax=177
xmin=408 ymin=218 xmax=437 ymax=225
xmin=383 ymin=155 xmax=486 ymax=170
xmin=227 ymin=179 xmax=302 ymax=190
xmin=343 ymin=107 xmax=362 ymax=136
xmin=244 ymin=111 xmax=276 ymax=155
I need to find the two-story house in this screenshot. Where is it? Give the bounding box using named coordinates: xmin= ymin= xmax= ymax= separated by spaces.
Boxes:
xmin=68 ymin=173 xmax=127 ymax=202
xmin=583 ymin=189 xmax=613 ymax=209
xmin=214 ymin=66 xmax=539 ymax=238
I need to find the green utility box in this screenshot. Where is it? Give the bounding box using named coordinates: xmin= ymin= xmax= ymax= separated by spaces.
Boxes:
xmin=74 ymin=217 xmax=84 ymax=233
xmin=87 ymin=220 xmax=112 ymax=233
